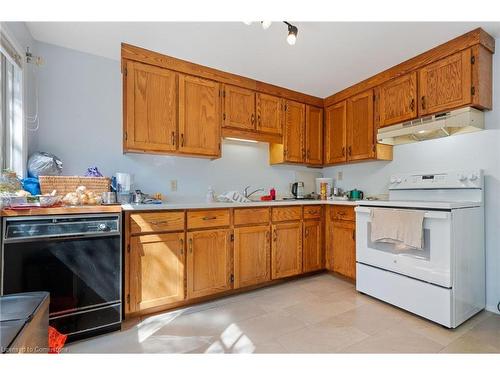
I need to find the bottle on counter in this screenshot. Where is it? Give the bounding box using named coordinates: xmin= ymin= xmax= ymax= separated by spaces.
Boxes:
xmin=270 ymin=188 xmax=276 ymax=200
xmin=206 ymin=186 xmax=216 ymax=203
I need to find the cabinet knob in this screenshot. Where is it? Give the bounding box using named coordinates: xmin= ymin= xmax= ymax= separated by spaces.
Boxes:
xmin=409 ymin=98 xmax=415 ymax=111
xmin=251 ymin=114 xmax=255 ymax=125
xmin=421 ymin=96 xmax=426 ymax=110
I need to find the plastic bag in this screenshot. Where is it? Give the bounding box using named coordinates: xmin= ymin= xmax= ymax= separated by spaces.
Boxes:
xmin=27 ymin=152 xmax=63 ymax=178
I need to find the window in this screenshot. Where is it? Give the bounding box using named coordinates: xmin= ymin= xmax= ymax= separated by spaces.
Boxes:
xmin=1 ymin=31 xmax=24 ymax=176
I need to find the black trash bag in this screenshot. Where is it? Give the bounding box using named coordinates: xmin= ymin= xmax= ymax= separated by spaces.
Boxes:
xmin=27 ymin=152 xmax=63 ymax=178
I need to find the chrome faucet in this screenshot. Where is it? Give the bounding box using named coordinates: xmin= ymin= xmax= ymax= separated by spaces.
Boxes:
xmin=243 ymin=186 xmax=264 ymax=199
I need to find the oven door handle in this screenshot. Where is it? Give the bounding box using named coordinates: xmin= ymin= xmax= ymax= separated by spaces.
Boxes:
xmin=355 ymin=206 xmax=450 ymax=220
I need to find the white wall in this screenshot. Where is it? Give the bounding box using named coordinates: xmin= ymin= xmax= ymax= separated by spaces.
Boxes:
xmin=30 ymin=37 xmax=500 ymax=314
xmin=323 ymin=46 xmax=500 ymax=314
xmin=32 ymin=41 xmax=321 ymax=201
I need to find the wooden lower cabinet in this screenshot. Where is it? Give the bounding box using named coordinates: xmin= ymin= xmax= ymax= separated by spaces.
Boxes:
xmin=234 ymin=225 xmax=271 ymax=288
xmin=186 ymin=229 xmax=233 ymax=299
xmin=271 ymin=222 xmax=303 ymax=279
xmin=303 ymin=219 xmax=323 ymax=272
xmin=129 ymin=232 xmax=185 ymax=312
xmin=332 ymin=220 xmax=356 ymax=279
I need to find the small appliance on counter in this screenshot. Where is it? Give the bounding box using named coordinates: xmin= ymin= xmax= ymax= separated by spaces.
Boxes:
xmin=113 ymin=172 xmax=133 ymax=204
xmin=291 ymin=181 xmax=305 ymax=199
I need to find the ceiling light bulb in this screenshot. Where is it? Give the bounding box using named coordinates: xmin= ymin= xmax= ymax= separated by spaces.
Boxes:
xmin=261 ymin=21 xmax=272 ymax=30
xmin=286 ymin=25 xmax=298 ymax=45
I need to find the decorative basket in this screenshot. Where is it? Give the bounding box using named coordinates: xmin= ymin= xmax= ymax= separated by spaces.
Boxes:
xmin=39 ymin=176 xmax=111 ymax=195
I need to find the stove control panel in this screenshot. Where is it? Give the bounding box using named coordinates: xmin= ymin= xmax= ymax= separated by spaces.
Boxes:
xmin=389 ymin=169 xmax=483 ymax=190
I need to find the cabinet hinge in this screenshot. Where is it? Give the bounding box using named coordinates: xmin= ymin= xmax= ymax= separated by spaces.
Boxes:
xmin=230 ymin=274 xmax=234 ymax=283
xmin=126 ymin=294 xmax=130 ymax=304
xmin=471 ymin=55 xmax=476 ymax=65
xmin=471 ymin=86 xmax=476 ymax=96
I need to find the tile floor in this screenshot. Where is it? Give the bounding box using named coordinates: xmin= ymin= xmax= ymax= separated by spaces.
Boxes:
xmin=66 ymin=274 xmax=500 ymax=353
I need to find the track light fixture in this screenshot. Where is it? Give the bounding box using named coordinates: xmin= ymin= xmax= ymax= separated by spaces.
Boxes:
xmin=284 ymin=22 xmax=298 ymax=45
xmin=242 ymin=21 xmax=299 ymax=45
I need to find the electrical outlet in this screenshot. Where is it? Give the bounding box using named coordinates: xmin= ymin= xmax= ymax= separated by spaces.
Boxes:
xmin=337 ymin=171 xmax=343 ymax=181
xmin=170 ymin=180 xmax=177 ymax=192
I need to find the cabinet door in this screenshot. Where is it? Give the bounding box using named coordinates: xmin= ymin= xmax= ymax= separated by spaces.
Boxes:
xmin=305 ymin=105 xmax=323 ymax=166
xmin=303 ymin=220 xmax=323 ymax=272
xmin=186 ymin=229 xmax=232 ymax=299
xmin=256 ymin=93 xmax=282 ymax=135
xmin=379 ymin=72 xmax=418 ymax=127
xmin=332 ymin=221 xmax=356 ymax=279
xmin=129 ymin=232 xmax=185 ymax=312
xmin=223 ymin=85 xmax=256 ymax=130
xmin=271 ymin=222 xmax=302 ymax=279
xmin=347 ymin=90 xmax=375 ymax=161
xmin=234 ymin=225 xmax=271 ymax=288
xmin=324 ymin=101 xmax=347 ymax=164
xmin=125 ymin=61 xmax=177 ymax=152
xmin=419 ymin=49 xmax=472 ymax=115
xmin=283 ymin=100 xmax=305 ymax=163
xmin=178 ymin=74 xmax=221 ymax=157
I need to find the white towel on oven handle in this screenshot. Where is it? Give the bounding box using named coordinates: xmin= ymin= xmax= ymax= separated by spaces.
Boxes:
xmin=370 ymin=208 xmax=425 ymax=249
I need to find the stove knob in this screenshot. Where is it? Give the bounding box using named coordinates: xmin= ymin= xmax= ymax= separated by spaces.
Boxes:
xmin=458 ymin=174 xmax=467 ymax=182
xmin=468 ymin=173 xmax=478 ymax=181
xmin=390 ymin=177 xmax=397 ymax=184
xmin=396 ymin=178 xmax=402 ymax=184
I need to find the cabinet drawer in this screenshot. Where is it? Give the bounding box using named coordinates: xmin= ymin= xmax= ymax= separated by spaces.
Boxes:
xmin=303 ymin=205 xmax=322 ymax=220
xmin=130 ymin=211 xmax=185 ymax=234
xmin=331 ymin=205 xmax=355 ymax=222
xmin=187 ymin=209 xmax=230 ymax=229
xmin=234 ymin=207 xmax=270 ymax=226
xmin=272 ymin=206 xmax=302 ymax=222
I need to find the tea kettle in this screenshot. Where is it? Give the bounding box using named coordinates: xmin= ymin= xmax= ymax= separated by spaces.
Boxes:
xmin=291 ymin=182 xmax=305 ymax=199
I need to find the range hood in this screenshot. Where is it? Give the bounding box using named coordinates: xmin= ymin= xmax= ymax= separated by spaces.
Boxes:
xmin=377 ymin=107 xmax=484 ymax=145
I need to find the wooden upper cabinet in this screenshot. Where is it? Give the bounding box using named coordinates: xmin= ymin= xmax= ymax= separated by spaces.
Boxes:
xmin=223 ymin=85 xmax=256 ymax=130
xmin=256 ymin=93 xmax=282 ymax=135
xmin=419 ymin=49 xmax=472 ymax=116
xmin=178 ymin=74 xmax=221 ymax=158
xmin=283 ymin=100 xmax=306 ymax=163
xmin=379 ymin=72 xmax=418 ymax=127
xmin=347 ymin=90 xmax=375 ymax=161
xmin=271 ymin=222 xmax=302 ymax=279
xmin=186 ymin=229 xmax=232 ymax=299
xmin=125 ymin=61 xmax=178 ymax=152
xmin=324 ymin=101 xmax=347 ymax=165
xmin=303 ymin=219 xmax=323 ymax=273
xmin=129 ymin=232 xmax=185 ymax=312
xmin=234 ymin=225 xmax=271 ymax=289
xmin=305 ymin=105 xmax=323 ymax=166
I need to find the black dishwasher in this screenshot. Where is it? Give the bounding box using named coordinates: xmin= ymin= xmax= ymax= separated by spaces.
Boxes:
xmin=1 ymin=214 xmax=122 ymax=342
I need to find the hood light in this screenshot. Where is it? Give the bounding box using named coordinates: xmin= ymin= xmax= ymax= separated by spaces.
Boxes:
xmin=225 ymin=137 xmax=259 ymax=143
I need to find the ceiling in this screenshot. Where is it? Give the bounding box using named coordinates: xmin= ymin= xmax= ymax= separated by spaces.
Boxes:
xmin=26 ymin=22 xmax=500 ymax=98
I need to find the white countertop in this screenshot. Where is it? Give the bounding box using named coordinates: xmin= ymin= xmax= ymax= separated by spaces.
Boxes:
xmin=121 ymin=199 xmax=358 ymax=211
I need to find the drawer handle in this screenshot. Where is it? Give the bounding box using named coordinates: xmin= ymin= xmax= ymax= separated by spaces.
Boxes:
xmin=273 ymin=229 xmax=277 ymax=242
xmin=202 ymin=216 xmax=217 ymax=221
xmin=150 ymin=220 xmax=169 ymax=225
xmin=180 ymin=238 xmax=184 ymax=255
xmin=189 ymin=238 xmax=193 ymax=253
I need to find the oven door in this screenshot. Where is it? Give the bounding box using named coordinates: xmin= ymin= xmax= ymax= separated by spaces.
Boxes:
xmin=2 ymin=235 xmax=121 ymax=317
xmin=355 ymin=206 xmax=452 ymax=287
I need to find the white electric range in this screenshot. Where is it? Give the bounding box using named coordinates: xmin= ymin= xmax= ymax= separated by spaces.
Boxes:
xmin=355 ymin=169 xmax=485 ymax=328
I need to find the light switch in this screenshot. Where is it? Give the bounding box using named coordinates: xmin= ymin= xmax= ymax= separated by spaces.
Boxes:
xmin=337 ymin=171 xmax=343 ymax=181
xmin=170 ymin=180 xmax=178 ymax=191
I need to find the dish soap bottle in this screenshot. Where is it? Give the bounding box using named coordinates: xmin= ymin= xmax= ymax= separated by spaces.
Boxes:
xmin=206 ymin=186 xmax=216 ymax=203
